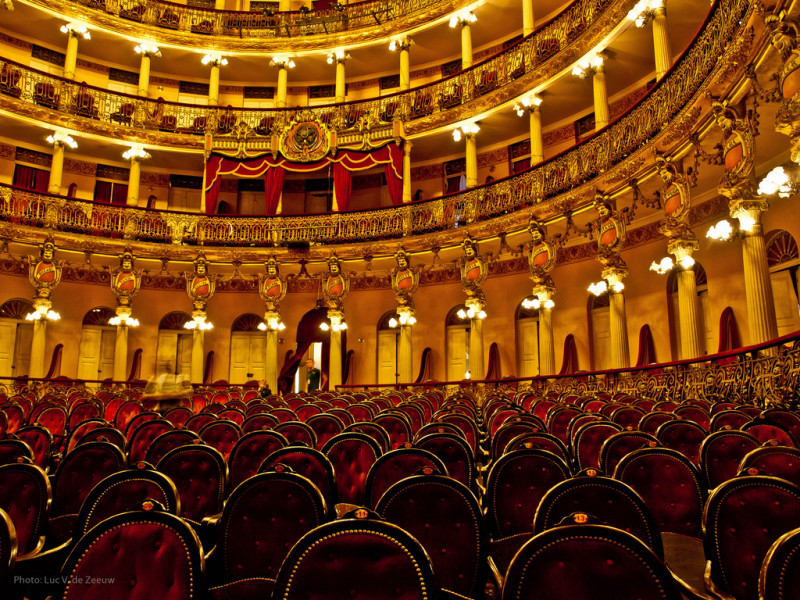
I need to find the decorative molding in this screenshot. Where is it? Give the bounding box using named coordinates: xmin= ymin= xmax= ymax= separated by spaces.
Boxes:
xmin=0 ymin=143 xmax=15 ymax=161
xmin=0 ymin=32 xmax=31 ymax=51
xmin=140 ymin=172 xmax=171 ymax=187
xmin=75 ymin=59 xmax=109 ymax=75
xmin=478 ymin=147 xmax=508 ymax=168
xmin=109 ymin=68 xmax=139 ymax=85
xmin=15 ymin=147 xmax=51 ymax=167
xmin=63 ymin=159 xmax=97 ymax=176
xmin=543 ymin=124 xmax=575 ymax=146
xmin=411 ymin=164 xmax=444 ymax=180
xmin=96 ymin=164 xmax=129 ymax=181
xmin=31 ymin=43 xmax=65 ymax=68
xmin=244 ymin=86 xmax=275 ymax=100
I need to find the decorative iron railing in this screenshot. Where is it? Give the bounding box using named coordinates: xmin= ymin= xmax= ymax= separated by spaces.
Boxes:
xmin=0 ymin=0 xmax=620 ymax=145
xmin=338 ymin=330 xmax=800 ymax=408
xmin=0 ymin=0 xmax=753 ymax=246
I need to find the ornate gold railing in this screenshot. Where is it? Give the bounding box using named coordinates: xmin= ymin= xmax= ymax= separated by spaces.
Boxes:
xmin=0 ymin=0 xmax=752 ymax=246
xmin=0 ymin=0 xmax=619 ymax=146
xmin=339 ymin=331 xmax=800 ymax=407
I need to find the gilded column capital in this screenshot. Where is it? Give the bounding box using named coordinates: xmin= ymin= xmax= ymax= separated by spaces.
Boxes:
xmin=667 ymin=237 xmax=700 ymax=263
xmin=729 ymin=198 xmax=770 ymax=236
xmin=601 ymin=265 xmax=628 ymax=289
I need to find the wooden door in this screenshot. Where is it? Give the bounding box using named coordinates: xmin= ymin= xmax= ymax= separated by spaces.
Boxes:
xmin=517 ymin=318 xmax=539 ymax=377
xmin=591 ymin=307 xmax=611 ymax=371
xmin=377 ymin=330 xmax=397 ymax=384
xmin=446 ymin=325 xmax=468 ymax=381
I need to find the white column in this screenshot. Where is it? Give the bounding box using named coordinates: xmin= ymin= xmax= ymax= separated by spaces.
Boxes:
xmin=123 ymin=147 xmax=150 ymax=207
xmin=191 ymin=329 xmax=204 ymax=383
xmin=64 ymin=33 xmax=79 ymax=80
xmin=399 ymin=43 xmax=411 ymax=90
xmin=668 ymin=240 xmax=701 ymax=359
xmin=469 ymin=316 xmax=484 ymax=379
xmin=48 ymin=143 xmax=65 ymax=195
xmin=328 ymin=310 xmax=344 ymax=388
xmin=461 ymin=22 xmax=473 ymax=69
xmin=138 ymin=54 xmax=151 ymax=97
xmin=465 ymin=133 xmax=478 ymax=188
xmin=398 ymin=325 xmax=412 ymax=382
xmin=335 ymin=59 xmax=347 ymax=103
xmin=277 ymin=66 xmax=288 ymax=107
xmin=209 ymin=64 xmax=220 ymax=106
xmin=603 ymin=268 xmax=629 ymax=369
xmin=402 ymin=141 xmax=412 ymax=203
xmin=533 ymin=286 xmax=556 ymax=375
xmin=593 ymin=63 xmax=609 ymax=130
xmin=29 ymin=319 xmax=47 ymax=379
xmin=522 ymin=0 xmax=534 ymax=36
xmin=114 ymin=324 xmax=128 ymax=382
xmin=529 ymin=102 xmax=543 ymax=164
xmin=652 ymin=5 xmax=672 ymax=80
xmin=265 ymin=329 xmax=278 ymax=392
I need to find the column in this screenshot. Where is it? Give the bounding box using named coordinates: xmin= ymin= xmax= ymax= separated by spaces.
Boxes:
xmin=191 ymin=329 xmax=204 ymax=383
xmin=399 ymin=40 xmax=411 ymax=90
xmin=29 ymin=319 xmax=47 ymax=379
xmin=402 ymin=141 xmax=412 ymax=203
xmin=460 ymin=21 xmax=473 ymax=69
xmin=123 ymin=147 xmax=150 ymax=207
xmin=328 ymin=310 xmax=344 ymax=388
xmin=134 ymin=44 xmax=160 ymax=97
xmin=733 ymin=203 xmax=779 ymax=344
xmin=465 ymin=130 xmax=478 ymax=188
xmin=396 ymin=306 xmax=415 ymax=383
xmin=114 ymin=323 xmax=128 ymax=382
xmin=668 ymin=239 xmax=702 ymax=359
xmin=534 ymin=286 xmax=555 ymax=375
xmin=652 ymin=3 xmax=671 ymax=80
xmin=265 ymin=328 xmax=278 ymax=392
xmin=334 ymin=57 xmax=347 ymax=103
xmin=60 ymin=23 xmax=89 ymax=81
xmin=593 ymin=62 xmax=609 ymax=130
xmin=271 ymin=56 xmax=295 ymax=108
xmin=603 ymin=267 xmax=630 ymax=368
xmin=522 ymin=0 xmax=534 ymax=36
xmin=465 ymin=298 xmax=484 ymax=379
xmin=49 ymin=142 xmax=65 ymax=196
xmin=202 ymin=54 xmax=227 ymax=106
xmin=529 ymin=98 xmax=543 ymax=164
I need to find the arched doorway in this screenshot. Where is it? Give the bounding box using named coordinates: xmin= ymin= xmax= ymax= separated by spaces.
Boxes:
xmin=76 ymin=307 xmax=116 ymax=382
xmin=766 ymin=229 xmax=800 ymax=336
xmin=445 ymin=305 xmax=469 ymax=380
xmin=229 ymin=313 xmax=267 ymax=384
xmin=516 ymin=298 xmax=539 ymax=377
xmin=0 ymin=298 xmax=34 ymax=377
xmin=157 ymin=311 xmax=193 ymax=378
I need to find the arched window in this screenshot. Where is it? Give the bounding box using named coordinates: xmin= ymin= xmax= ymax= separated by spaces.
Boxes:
xmin=766 ymin=229 xmax=800 ymax=336
xmin=667 ymin=262 xmax=711 ymax=359
xmin=588 ymin=292 xmax=611 ymax=371
xmin=376 ymin=310 xmax=400 ymax=384
xmin=445 ymin=304 xmax=470 ymax=380
xmin=229 ymin=313 xmax=267 ymax=384
xmin=76 ymin=307 xmax=116 ymax=383
xmin=515 ymin=298 xmax=539 ymax=377
xmin=156 ymin=311 xmax=193 ymax=378
xmin=0 ymin=298 xmax=34 ymax=377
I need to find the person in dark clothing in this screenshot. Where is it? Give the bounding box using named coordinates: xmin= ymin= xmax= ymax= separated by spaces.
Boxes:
xmin=259 ymin=380 xmax=273 ymax=398
xmin=306 ymin=359 xmax=321 ymax=392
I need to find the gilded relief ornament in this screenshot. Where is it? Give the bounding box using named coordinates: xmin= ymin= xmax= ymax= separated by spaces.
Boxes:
xmin=527 ymin=217 xmax=557 ymax=286
xmin=185 ymin=254 xmax=217 ymax=313
xmin=390 ymin=249 xmax=420 ymax=308
xmin=767 ymin=14 xmax=800 ymax=163
xmin=280 ymin=109 xmax=331 ymax=162
xmin=322 ymin=254 xmax=349 ymax=310
xmin=594 ymin=193 xmax=626 ymax=269
xmin=459 ymin=236 xmax=487 ymax=302
xmin=258 ymin=256 xmax=288 ymax=313
xmin=711 ymin=101 xmax=757 ymax=201
xmin=655 ymin=157 xmax=694 ymax=241
xmin=28 ymin=238 xmax=62 ymax=301
xmin=110 ymin=250 xmax=141 ymax=308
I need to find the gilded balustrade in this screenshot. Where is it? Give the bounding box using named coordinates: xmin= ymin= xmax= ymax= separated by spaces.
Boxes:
xmin=0 ymin=0 xmax=618 ymax=148
xmin=0 ymin=0 xmax=755 ymax=247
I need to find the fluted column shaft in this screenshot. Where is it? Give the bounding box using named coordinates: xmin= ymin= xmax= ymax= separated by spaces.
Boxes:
xmin=609 ymin=291 xmax=630 ymax=368
xmin=461 ymin=23 xmax=473 ymax=69
xmin=48 ymin=144 xmax=65 ymax=195
xmin=742 ymin=226 xmax=779 ymax=344
xmin=677 ymin=268 xmax=702 ymax=358
xmin=593 ymin=65 xmax=609 ymax=130
xmin=264 ymin=329 xmax=278 ymax=391
xmin=522 ymin=0 xmax=534 ymax=36
xmin=335 ymin=61 xmax=346 ymax=103
xmin=64 ymin=34 xmax=79 ymax=80
xmin=276 ymin=66 xmax=288 ymax=108
xmin=399 ymin=46 xmax=410 ymax=90
xmin=328 ymin=311 xmax=343 ymax=388
xmin=398 ymin=325 xmax=412 ymax=382
xmin=530 ymin=106 xmax=543 ymax=164
xmin=191 ymin=329 xmax=204 ymax=383
xmin=402 ymin=141 xmax=412 ymax=202
xmin=538 ymin=305 xmax=555 ymax=375
xmin=208 ymin=64 xmax=220 ymax=106
xmin=465 ymin=135 xmax=478 ymax=188
xmin=652 ymin=7 xmax=672 ymax=80
xmin=469 ymin=317 xmax=484 ymax=379
xmin=29 ymin=320 xmax=47 ymax=379
xmin=114 ymin=324 xmax=128 ymax=382
xmin=127 ymin=158 xmax=141 ymax=206
xmin=138 ymin=54 xmax=151 ymax=97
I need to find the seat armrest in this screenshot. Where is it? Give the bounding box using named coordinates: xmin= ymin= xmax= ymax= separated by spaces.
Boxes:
xmin=487 ymin=555 xmax=504 ymax=597
xmin=703 ymin=560 xmax=738 ymax=600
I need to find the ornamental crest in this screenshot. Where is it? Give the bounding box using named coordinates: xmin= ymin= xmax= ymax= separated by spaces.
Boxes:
xmin=258 ymin=256 xmax=287 ymax=312
xmin=280 ymin=110 xmax=331 ymax=162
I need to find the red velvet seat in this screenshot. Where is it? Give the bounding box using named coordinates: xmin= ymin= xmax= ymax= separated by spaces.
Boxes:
xmin=759 ymin=526 xmax=800 ymax=600
xmin=396 ymin=403 xmax=425 ymax=433
xmin=208 ymin=469 xmax=327 ymax=599
xmin=374 ymin=414 xmax=413 ymax=450
xmin=674 ymin=405 xmax=711 ymax=430
xmin=35 ymin=405 xmax=67 ymax=440
xmin=242 ymin=412 xmax=279 ymax=433
xmin=491 ymin=418 xmax=540 ymax=460
xmin=271 ymin=515 xmax=437 ymax=600
xmin=0 ymin=507 xmax=16 ymax=591
xmin=343 ymin=421 xmax=391 ymax=452
xmin=127 ymin=419 xmax=173 ymax=465
xmin=376 ymin=473 xmax=488 ymax=599
xmin=67 ymin=402 xmax=101 ymax=432
xmin=1 ymin=403 xmax=24 ymax=434
xmin=599 ymin=431 xmax=659 ymax=475
xmin=710 ymin=410 xmax=752 ymax=432
xmin=572 ymin=421 xmax=623 ymax=471
xmin=0 ymin=439 xmax=33 ymax=466
xmin=345 ymin=404 xmax=375 ymax=423
xmin=639 ymin=411 xmax=676 ymax=435
xmin=364 ymin=448 xmax=446 ymax=508
xmin=546 ymin=406 xmax=583 ymax=444
xmin=157 ymin=444 xmax=228 ymax=526
xmin=656 ymin=420 xmax=706 ymax=465
xmin=269 ymin=407 xmax=296 ymax=423
xmin=762 ymin=409 xmax=800 ymax=443
xmin=415 ymin=421 xmax=464 ymax=441
xmin=163 ymin=406 xmax=193 ymax=428
xmin=260 ymin=446 xmax=337 ymax=512
xmin=217 ymin=408 xmax=245 ymax=426
xmin=700 ymin=430 xmax=760 ymax=490
xmin=503 ymin=521 xmax=681 ymax=600
xmin=16 ymin=426 xmax=53 ymax=470
xmin=739 ymin=445 xmax=800 ymax=487
xmin=328 ymin=407 xmax=355 ymax=425
xmin=505 ymin=431 xmax=570 ymax=462
xmin=199 ymin=420 xmax=242 ymax=460
xmin=57 ymin=505 xmax=204 ymax=600
xmin=306 ymin=413 xmax=345 ymax=449
xmin=322 ymin=432 xmax=382 ymax=507
xmin=78 ymin=426 xmax=126 ymax=451
xmin=114 ymin=400 xmax=143 ymax=432
xmin=611 ymin=405 xmax=646 ymax=429
xmin=704 ymin=475 xmax=800 ymax=600
xmin=226 ymin=430 xmax=286 ymax=489
xmin=437 ymin=412 xmax=480 ymax=456
xmin=416 ymin=431 xmax=477 ymax=494
xmin=0 ymin=462 xmax=50 ymax=559
xmin=295 ymin=404 xmax=322 ymax=422
xmin=274 ymin=420 xmax=318 ymax=448
xmin=742 ymin=419 xmax=797 ymax=447
xmin=614 ymin=447 xmax=705 ymax=537
xmin=533 ymin=471 xmax=663 ymax=558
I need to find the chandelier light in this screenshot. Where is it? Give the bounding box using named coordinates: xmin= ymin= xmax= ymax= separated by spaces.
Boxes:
xmin=449 ymin=10 xmax=477 ymax=28
xmin=184 ymin=318 xmax=214 ymax=331
xmin=626 ymin=0 xmax=664 ymax=27
xmin=758 ymin=166 xmax=793 ymax=198
xmin=572 ymin=52 xmax=605 ymax=78
xmin=649 ymin=256 xmax=674 ymax=275
xmin=134 ymin=42 xmax=161 ymax=57
xmin=25 ymin=308 xmax=60 ymax=321
xmin=122 ymin=146 xmax=151 ymax=161
xmin=588 ymin=281 xmax=608 ymax=296
xmin=109 ymin=315 xmax=139 ymax=327
xmin=326 ymin=49 xmax=350 ymax=64
xmin=452 ymin=122 xmax=480 ymax=142
xmin=202 ymin=53 xmax=228 ymax=66
xmin=258 ymin=317 xmax=286 ymax=331
xmin=457 ymin=307 xmax=486 ymax=320
xmin=270 ymin=55 xmax=296 ymax=69
xmin=60 ymin=22 xmax=90 ymax=39
xmin=46 ymin=131 xmax=77 ymax=149
xmin=706 ymin=219 xmax=734 ymax=241
xmin=513 ymin=93 xmax=542 ymax=117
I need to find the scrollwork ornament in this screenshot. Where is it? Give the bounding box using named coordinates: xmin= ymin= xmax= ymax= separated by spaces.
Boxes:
xmin=28 ymin=237 xmax=62 ymax=301
xmin=110 ymin=250 xmax=142 ymax=308
xmin=390 ymin=249 xmax=419 ymax=309
xmin=185 ymin=253 xmax=217 ymax=313
xmin=258 ymin=255 xmax=288 ymax=313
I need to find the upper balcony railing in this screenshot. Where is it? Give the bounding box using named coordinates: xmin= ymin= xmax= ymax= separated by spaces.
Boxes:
xmin=19 ymin=0 xmax=469 ymax=49
xmin=0 ymin=0 xmax=753 ymax=248
xmin=0 ymin=0 xmax=622 ymax=147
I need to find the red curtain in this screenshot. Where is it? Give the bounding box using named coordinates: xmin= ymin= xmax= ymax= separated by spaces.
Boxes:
xmin=635 ymin=324 xmax=657 ymax=366
xmin=264 ymin=166 xmax=285 ymax=215
xmin=559 ymin=334 xmax=579 ymax=374
xmin=112 ymin=183 xmax=128 ymax=206
xmin=385 ymin=162 xmax=403 ymax=205
xmin=13 ymin=165 xmax=50 ymax=193
xmin=94 ymin=181 xmax=112 ymax=204
xmin=333 ymin=162 xmax=352 ymax=211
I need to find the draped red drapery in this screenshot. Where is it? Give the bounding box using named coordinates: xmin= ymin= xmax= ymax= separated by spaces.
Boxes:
xmin=203 ymin=143 xmax=403 ymax=214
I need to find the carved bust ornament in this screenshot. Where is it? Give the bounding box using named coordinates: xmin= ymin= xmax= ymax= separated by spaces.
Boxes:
xmin=527 ymin=217 xmax=557 ymax=285
xmin=110 ymin=250 xmax=141 ymax=307
xmin=322 ymin=254 xmax=349 ymax=310
xmin=391 ymin=249 xmax=420 ymax=307
xmin=258 ymin=256 xmax=288 ymax=312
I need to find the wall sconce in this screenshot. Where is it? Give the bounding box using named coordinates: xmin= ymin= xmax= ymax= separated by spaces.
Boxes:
xmin=134 ymin=42 xmax=161 ymax=57
xmin=572 ymin=52 xmax=605 ymax=78
xmin=650 ymin=255 xmax=695 ymax=275
xmin=758 ymin=166 xmax=794 ymax=198
xmin=270 ymin=55 xmax=296 ymax=69
xmin=202 ymin=53 xmax=228 ymax=67
xmin=320 ymin=321 xmax=348 ymax=331
xmin=184 ymin=317 xmax=214 ymax=331
xmin=513 ymin=93 xmax=542 ymax=117
xmin=109 ymin=315 xmax=139 ymax=327
xmin=706 ymin=219 xmax=735 ymax=241
xmin=457 ymin=307 xmax=487 ymax=320
xmin=258 ymin=317 xmax=286 ymax=331
xmin=46 ymin=131 xmax=77 ymax=149
xmin=522 ymin=296 xmax=554 ymax=310
xmin=452 ymin=122 xmax=480 ymax=142
xmin=449 ymin=10 xmax=477 ymax=28
xmin=60 ymin=22 xmax=90 ymax=39
xmin=25 ymin=307 xmax=60 ymax=321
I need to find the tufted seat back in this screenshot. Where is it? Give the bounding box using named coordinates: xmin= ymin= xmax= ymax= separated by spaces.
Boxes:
xmin=396 ymin=404 xmax=424 ymax=433
xmin=323 ymin=432 xmax=382 ymax=506
xmin=163 ymin=407 xmax=193 ymax=428
xmin=145 ymin=430 xmax=201 ymax=467
xmin=36 ymin=405 xmax=68 ymax=438
xmin=416 ymin=432 xmax=476 ymax=493
xmin=0 ymin=462 xmax=50 ymax=557
xmin=0 ymin=439 xmax=33 ymax=466
xmin=127 ymin=420 xmax=173 ymax=465
xmin=614 ymin=447 xmax=705 ymax=537
xmin=374 ymin=415 xmax=412 ymax=450
xmin=762 ymin=410 xmax=800 ymax=443
xmin=656 ymin=420 xmax=706 ymax=465
xmin=79 ymin=426 xmax=126 ymax=451
xmin=377 ymin=474 xmax=486 ymax=598
xmin=260 ymin=446 xmax=337 ymax=510
xmin=504 ymin=523 xmax=682 ymax=600
xmin=272 ymin=517 xmax=436 ymax=600
xmin=67 ymin=402 xmax=101 ymax=431
xmin=269 ymin=407 xmax=296 ymax=423
xmin=547 ymin=407 xmax=583 ymax=444
xmin=704 ymin=476 xmax=800 ymax=600
xmin=16 ymin=426 xmax=53 ymax=470
xmin=364 ymin=448 xmax=447 ymax=508
xmin=599 ymin=431 xmax=659 ymax=475
xmin=486 ymin=448 xmax=571 ymax=539
xmin=74 ymin=467 xmax=179 ymax=538
xmin=639 ymin=411 xmax=675 ymax=435
xmin=759 ymin=526 xmax=800 ymax=600
xmin=59 ymin=508 xmax=204 ymax=600
xmin=437 ymin=413 xmax=479 ymax=455
xmin=533 ymin=473 xmax=663 ymax=557
xmin=611 ymin=406 xmax=646 ymax=430
xmin=199 ymin=420 xmax=242 ymax=460
xmin=306 ymin=413 xmax=345 ymax=449
xmin=1 ymin=404 xmax=23 ymax=434
xmin=674 ymin=405 xmax=711 ymax=430
xmin=53 ymin=442 xmax=126 ymax=517
xmin=219 ymin=470 xmax=327 ymax=583
xmin=294 ymin=404 xmax=322 ymax=422
xmin=739 ymin=446 xmax=800 ymax=488
xmin=157 ymin=445 xmax=227 ymax=524
xmin=114 ymin=400 xmax=143 ymax=432
xmin=274 ymin=421 xmax=318 ymax=448
xmin=346 ymin=404 xmax=374 ymax=424
xmin=65 ymin=419 xmax=106 ymax=453
xmin=218 ymin=409 xmax=245 ymax=426
xmin=492 ymin=420 xmax=538 ymax=460
xmin=242 ymin=413 xmax=279 ymax=433
xmin=228 ymin=430 xmax=287 ymax=488
xmin=344 ymin=422 xmax=391 ymax=452
xmin=700 ymin=430 xmax=760 ymax=489
xmin=742 ymin=421 xmax=797 ymax=448
xmin=505 ymin=431 xmax=570 ymax=462
xmin=186 ymin=413 xmax=217 ymax=433
xmin=710 ymin=410 xmax=752 ymax=432
xmin=572 ymin=421 xmax=623 ymax=471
